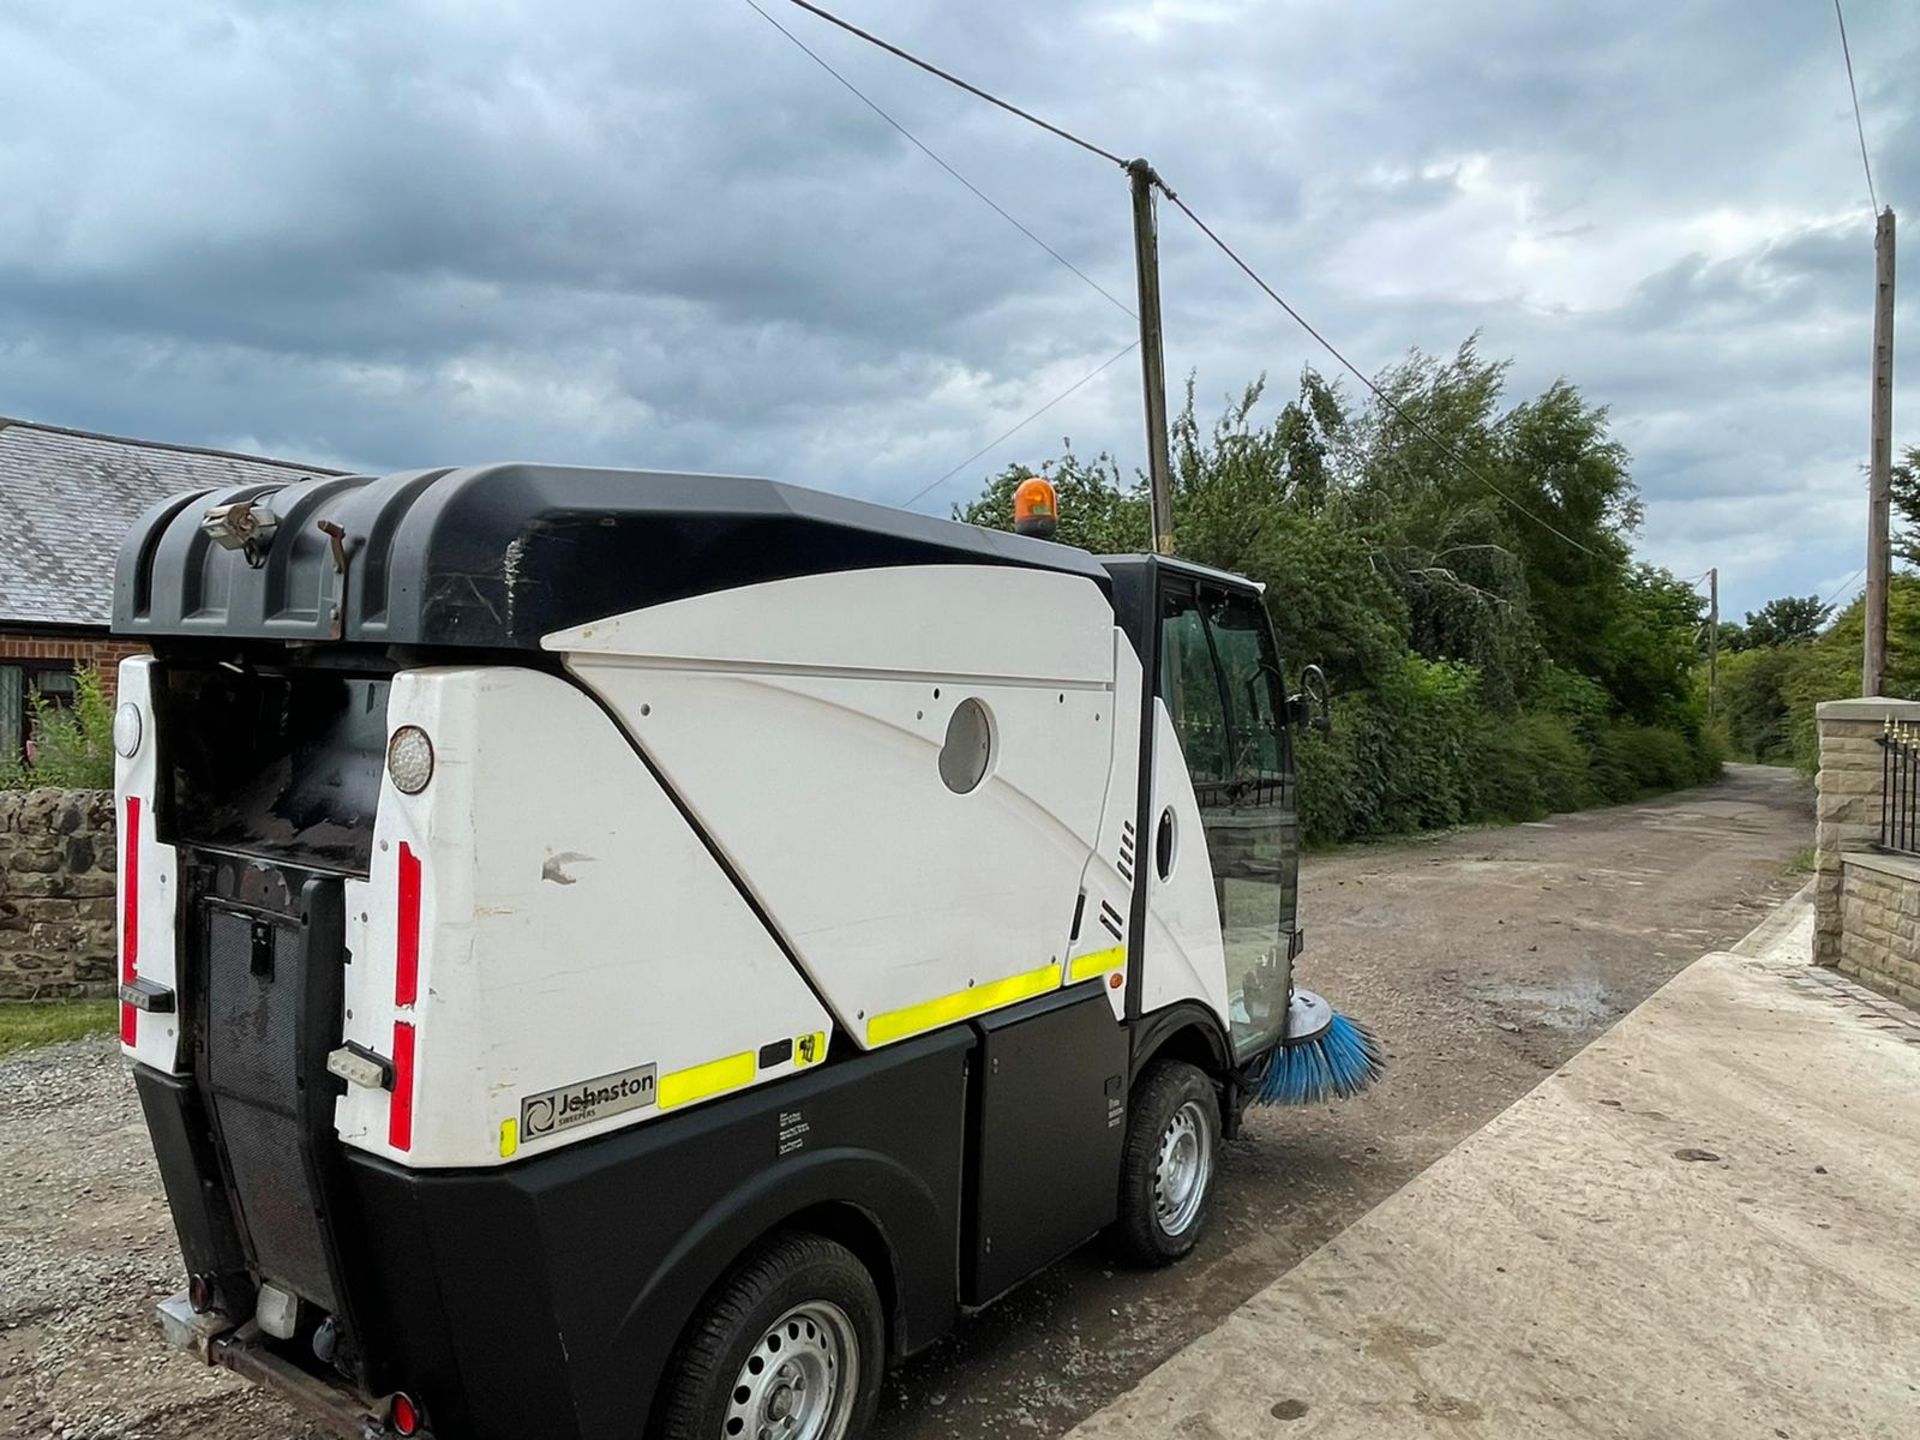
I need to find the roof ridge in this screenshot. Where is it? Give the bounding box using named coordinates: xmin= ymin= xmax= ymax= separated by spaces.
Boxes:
xmin=0 ymin=414 xmax=349 ymax=476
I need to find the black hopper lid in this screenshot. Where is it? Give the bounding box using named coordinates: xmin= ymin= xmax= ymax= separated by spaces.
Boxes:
xmin=113 ymin=463 xmax=1111 ymax=650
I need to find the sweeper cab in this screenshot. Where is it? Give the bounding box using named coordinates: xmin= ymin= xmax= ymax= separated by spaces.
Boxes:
xmin=111 ymin=464 xmax=1379 ymax=1440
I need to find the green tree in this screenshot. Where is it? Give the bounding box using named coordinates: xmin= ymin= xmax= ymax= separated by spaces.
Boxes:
xmin=1741 ymin=595 xmax=1831 ymax=647
xmin=1590 ymin=565 xmax=1708 ymax=728
xmin=1777 ymin=575 xmax=1920 ymax=771
xmin=953 ymin=444 xmax=1147 ymax=554
xmin=1717 ymin=646 xmax=1797 ymax=762
xmin=1 ymin=668 xmax=115 ymax=791
xmin=952 ymin=338 xmax=1721 ymax=842
xmin=1891 ymin=444 xmax=1920 ymax=566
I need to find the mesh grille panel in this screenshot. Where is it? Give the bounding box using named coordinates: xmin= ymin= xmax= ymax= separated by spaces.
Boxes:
xmin=214 ymin=1097 xmax=337 ymax=1308
xmin=205 ymin=910 xmax=299 ymax=1107
xmin=201 ymin=903 xmax=337 ymax=1309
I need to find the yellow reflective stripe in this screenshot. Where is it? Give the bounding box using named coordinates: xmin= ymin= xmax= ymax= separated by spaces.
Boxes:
xmin=659 ymin=1050 xmax=756 ymax=1109
xmin=499 ymin=1117 xmax=519 ymax=1159
xmin=866 ymin=962 xmax=1062 ymax=1046
xmin=1068 ymin=945 xmax=1127 ymax=983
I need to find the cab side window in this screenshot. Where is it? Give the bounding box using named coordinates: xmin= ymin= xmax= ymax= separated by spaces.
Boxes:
xmin=1157 ymin=591 xmax=1228 ymax=786
xmin=1152 ymin=581 xmax=1300 ymax=1061
xmin=1206 ymin=593 xmax=1291 ymax=796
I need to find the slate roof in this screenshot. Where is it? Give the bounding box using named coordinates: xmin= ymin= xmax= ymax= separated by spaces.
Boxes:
xmin=0 ymin=417 xmax=340 ymax=628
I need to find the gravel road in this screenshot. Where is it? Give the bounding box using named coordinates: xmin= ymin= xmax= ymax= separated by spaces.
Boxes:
xmin=0 ymin=765 xmax=1809 ymax=1440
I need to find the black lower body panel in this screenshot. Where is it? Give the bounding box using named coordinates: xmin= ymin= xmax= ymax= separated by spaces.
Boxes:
xmin=134 ymin=1066 xmax=249 ymax=1297
xmin=965 ymin=985 xmax=1129 ymax=1304
xmin=337 ymin=1027 xmax=973 ymax=1440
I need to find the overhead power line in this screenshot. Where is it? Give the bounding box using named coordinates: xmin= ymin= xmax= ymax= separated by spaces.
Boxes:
xmin=780 ymin=0 xmax=1127 ymax=168
xmin=1159 ymin=189 xmax=1603 ymax=558
xmin=774 ymin=0 xmax=1604 ymax=557
xmin=1832 ymin=0 xmax=1880 ymax=219
xmin=897 ymin=339 xmax=1140 ymax=508
xmin=744 ymin=0 xmax=1132 ymax=318
xmin=1822 ymin=564 xmax=1868 ymax=610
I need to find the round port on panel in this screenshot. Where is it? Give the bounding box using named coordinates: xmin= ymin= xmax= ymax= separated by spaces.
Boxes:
xmin=387 ymin=726 xmax=435 ymax=795
xmin=113 ymin=703 xmax=143 ymax=758
xmin=938 ymin=698 xmax=994 ymax=795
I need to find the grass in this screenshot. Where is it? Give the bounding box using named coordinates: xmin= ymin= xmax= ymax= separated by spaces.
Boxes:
xmin=1787 ymin=846 xmax=1816 ymax=875
xmin=0 ymin=998 xmax=118 ymax=1058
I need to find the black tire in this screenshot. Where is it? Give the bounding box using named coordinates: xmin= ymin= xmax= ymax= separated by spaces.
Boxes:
xmin=652 ymin=1231 xmax=884 ymax=1440
xmin=1113 ymin=1060 xmax=1221 ymax=1266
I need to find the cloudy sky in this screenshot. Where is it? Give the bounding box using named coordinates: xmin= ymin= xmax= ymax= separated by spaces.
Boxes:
xmin=2 ymin=0 xmax=1915 ymax=616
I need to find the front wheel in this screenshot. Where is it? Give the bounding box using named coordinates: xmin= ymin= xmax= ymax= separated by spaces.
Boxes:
xmin=1112 ymin=1060 xmax=1221 ymax=1266
xmin=652 ymin=1231 xmax=884 ymax=1440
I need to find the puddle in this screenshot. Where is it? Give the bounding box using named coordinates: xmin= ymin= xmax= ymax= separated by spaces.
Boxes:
xmin=1468 ymin=974 xmax=1620 ymax=1032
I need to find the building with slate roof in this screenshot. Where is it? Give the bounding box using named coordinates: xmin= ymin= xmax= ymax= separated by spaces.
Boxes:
xmin=0 ymin=416 xmax=336 ymax=762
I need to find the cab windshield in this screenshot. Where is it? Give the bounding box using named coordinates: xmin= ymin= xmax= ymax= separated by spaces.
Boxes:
xmin=1157 ymin=585 xmax=1298 ymax=1059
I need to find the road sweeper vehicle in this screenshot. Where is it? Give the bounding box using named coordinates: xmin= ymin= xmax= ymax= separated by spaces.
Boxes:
xmin=110 ymin=463 xmax=1379 ymax=1440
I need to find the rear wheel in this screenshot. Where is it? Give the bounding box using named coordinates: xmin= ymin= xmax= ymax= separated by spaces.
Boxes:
xmin=1113 ymin=1060 xmax=1220 ymax=1266
xmin=653 ymin=1232 xmax=883 ymax=1440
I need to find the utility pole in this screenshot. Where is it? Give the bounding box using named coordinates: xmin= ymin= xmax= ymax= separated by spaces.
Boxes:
xmin=1707 ymin=567 xmax=1719 ymax=720
xmin=1128 ymin=158 xmax=1176 ymax=555
xmin=1865 ymin=206 xmax=1896 ymax=696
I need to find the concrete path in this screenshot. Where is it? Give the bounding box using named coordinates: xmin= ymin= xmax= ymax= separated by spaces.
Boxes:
xmin=877 ymin=765 xmax=1808 ymax=1440
xmin=1068 ymin=891 xmax=1920 ymax=1439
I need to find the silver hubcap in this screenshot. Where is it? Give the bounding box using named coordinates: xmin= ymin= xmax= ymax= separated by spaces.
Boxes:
xmin=723 ymin=1301 xmax=858 ymax=1440
xmin=1154 ymin=1099 xmax=1214 ymax=1238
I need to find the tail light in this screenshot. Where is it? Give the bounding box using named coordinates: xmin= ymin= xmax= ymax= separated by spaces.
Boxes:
xmin=120 ymin=797 xmax=141 ymax=1045
xmin=389 ymin=1392 xmax=423 ymax=1436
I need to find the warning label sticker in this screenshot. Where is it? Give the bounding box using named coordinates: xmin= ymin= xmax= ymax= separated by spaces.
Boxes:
xmin=521 ymin=1063 xmax=657 ymax=1144
xmin=778 ymin=1108 xmax=810 ymax=1157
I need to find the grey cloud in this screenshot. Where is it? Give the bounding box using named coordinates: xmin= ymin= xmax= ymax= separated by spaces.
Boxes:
xmin=1 ymin=0 xmax=1917 ymax=618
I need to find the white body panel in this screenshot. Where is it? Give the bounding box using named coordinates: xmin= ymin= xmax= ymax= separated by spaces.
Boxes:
xmin=335 ymin=666 xmax=833 ymax=1169
xmin=114 ymin=656 xmax=184 ymax=1075
xmin=1065 ymin=630 xmax=1145 ymax=1017
xmin=545 ymin=564 xmax=1114 ymax=684
xmin=1139 ymin=699 xmax=1230 ymax=1019
xmin=555 ymin=566 xmax=1121 ymax=1047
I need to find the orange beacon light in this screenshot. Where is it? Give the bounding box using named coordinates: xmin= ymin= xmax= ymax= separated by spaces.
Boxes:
xmin=1012 ymin=475 xmax=1059 ymax=539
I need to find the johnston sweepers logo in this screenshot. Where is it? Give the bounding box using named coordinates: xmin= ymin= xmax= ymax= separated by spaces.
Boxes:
xmin=520 ymin=1063 xmax=658 ymax=1142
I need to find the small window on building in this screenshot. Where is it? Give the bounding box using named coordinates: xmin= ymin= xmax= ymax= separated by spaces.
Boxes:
xmin=5 ymin=662 xmax=80 ymax=767
xmin=31 ymin=666 xmax=78 ymax=706
xmin=0 ymin=665 xmax=21 ymax=766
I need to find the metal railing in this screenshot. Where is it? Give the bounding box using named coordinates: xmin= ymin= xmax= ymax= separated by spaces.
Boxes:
xmin=1879 ymin=721 xmax=1920 ymax=856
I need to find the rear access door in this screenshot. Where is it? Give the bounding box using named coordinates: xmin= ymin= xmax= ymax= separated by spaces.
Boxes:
xmin=188 ymin=856 xmax=357 ymax=1328
xmin=157 ymin=662 xmax=392 ymax=1383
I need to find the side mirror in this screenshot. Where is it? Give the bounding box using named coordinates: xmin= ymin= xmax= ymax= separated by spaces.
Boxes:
xmin=1289 ymin=663 xmax=1332 ymax=735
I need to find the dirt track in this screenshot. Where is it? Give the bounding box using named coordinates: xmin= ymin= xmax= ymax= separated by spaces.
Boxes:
xmin=0 ymin=765 xmax=1809 ymax=1440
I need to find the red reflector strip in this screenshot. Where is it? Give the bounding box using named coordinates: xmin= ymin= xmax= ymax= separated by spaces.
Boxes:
xmin=389 ymin=1020 xmax=416 ymax=1151
xmin=395 ymin=842 xmax=421 ymax=1008
xmin=121 ymin=797 xmax=141 ymax=1045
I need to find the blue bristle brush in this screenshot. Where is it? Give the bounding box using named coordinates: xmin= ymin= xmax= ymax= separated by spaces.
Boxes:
xmin=1252 ymin=992 xmax=1385 ymax=1106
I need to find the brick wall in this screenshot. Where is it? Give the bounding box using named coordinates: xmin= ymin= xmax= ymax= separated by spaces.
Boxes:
xmin=0 ymin=629 xmax=149 ymax=698
xmin=0 ymin=788 xmax=117 ymax=1000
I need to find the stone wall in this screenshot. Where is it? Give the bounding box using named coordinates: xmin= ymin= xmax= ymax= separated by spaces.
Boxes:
xmin=1814 ymin=696 xmax=1920 ymax=1006
xmin=1836 ymin=853 xmax=1920 ymax=1007
xmin=0 ymin=788 xmax=117 ymax=1000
